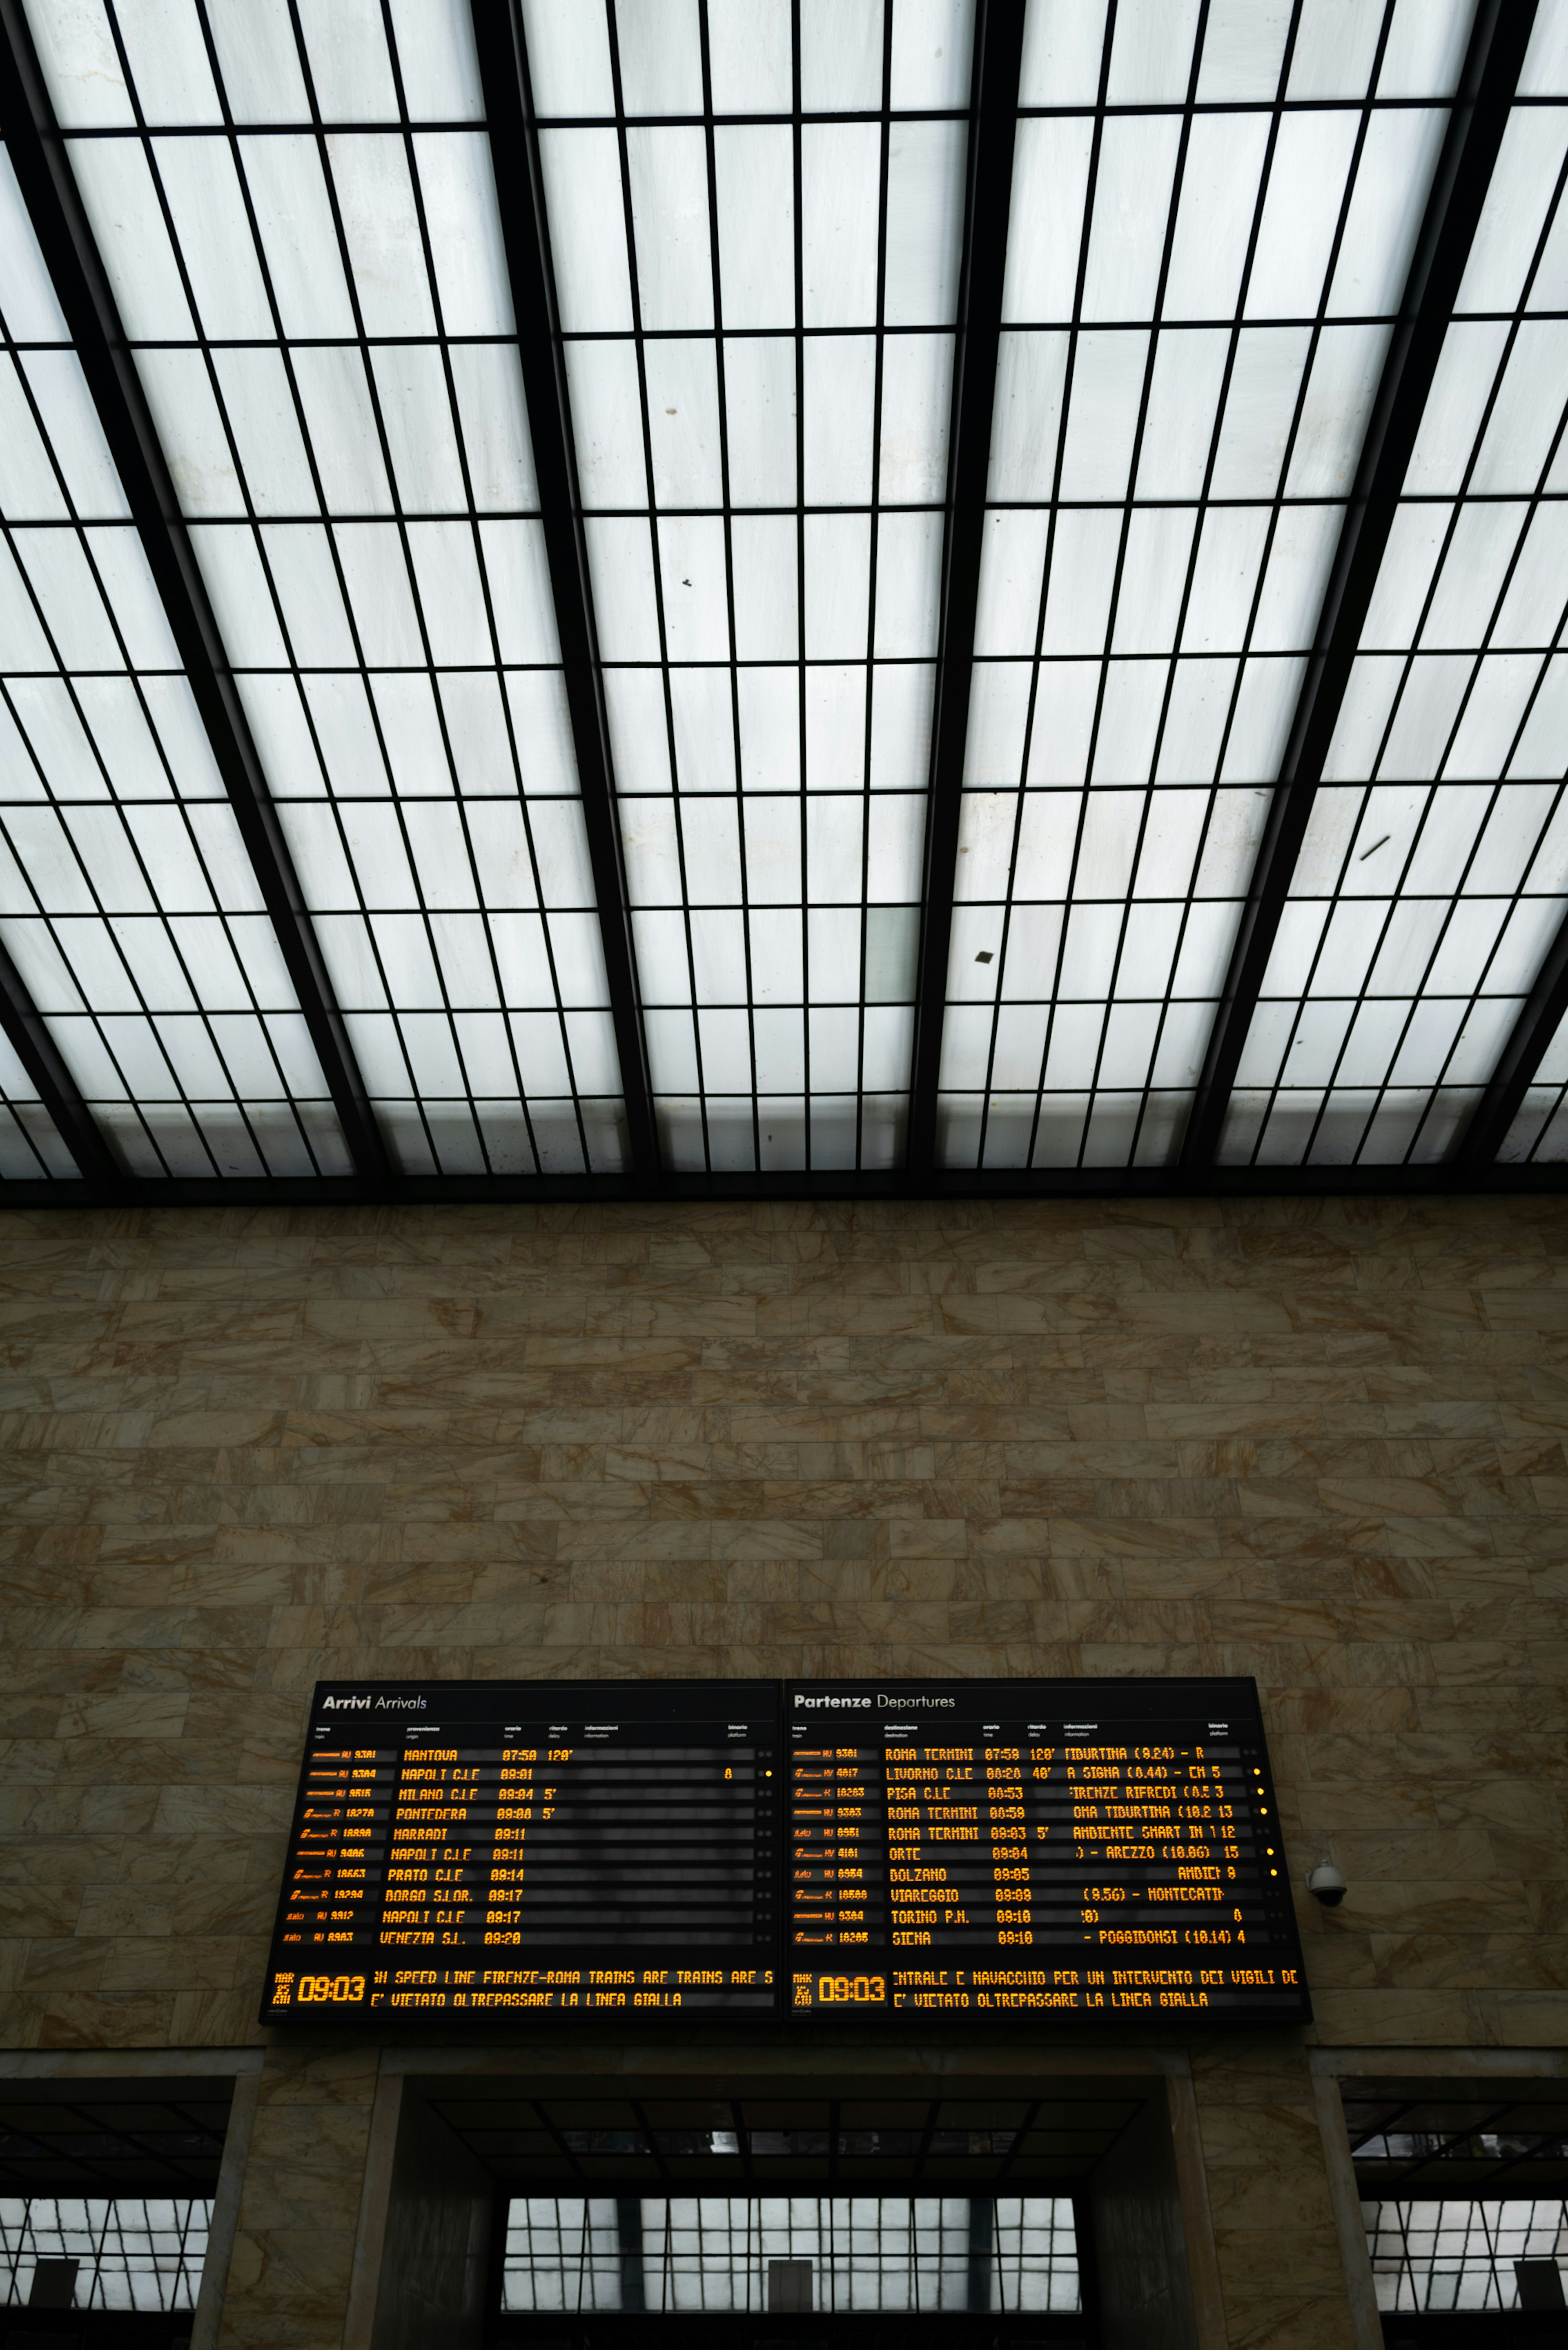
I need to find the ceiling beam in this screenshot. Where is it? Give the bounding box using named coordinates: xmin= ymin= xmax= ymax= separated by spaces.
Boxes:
xmin=469 ymin=0 xmax=661 ymax=1189
xmin=1179 ymin=0 xmax=1539 ymax=1174
xmin=905 ymin=0 xmax=1027 ymax=1179
xmin=0 ymin=0 xmax=395 ymax=1197
xmin=0 ymin=936 xmax=121 ymax=1197
xmin=1457 ymin=904 xmax=1568 ymax=1167
xmin=5 ymin=1161 xmax=1567 ymax=1213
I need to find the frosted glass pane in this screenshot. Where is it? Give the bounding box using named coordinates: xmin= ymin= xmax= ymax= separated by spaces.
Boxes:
xmin=627 ymin=129 xmax=714 ymax=334
xmin=1003 ymin=120 xmax=1094 ymax=324
xmin=537 ymin=131 xmax=632 ymax=332
xmin=1082 ymin=117 xmax=1181 ymax=322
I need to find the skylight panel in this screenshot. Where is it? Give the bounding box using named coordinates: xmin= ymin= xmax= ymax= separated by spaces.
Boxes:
xmin=1223 ymin=3 xmax=1568 ymax=1169
xmin=939 ymin=0 xmax=1476 ymax=1173
xmin=0 ymin=123 xmax=350 ymax=1182
xmin=525 ymin=0 xmax=971 ymax=1173
xmin=5 ymin=0 xmax=1556 ymax=1197
xmin=25 ymin=0 xmax=628 ymax=1178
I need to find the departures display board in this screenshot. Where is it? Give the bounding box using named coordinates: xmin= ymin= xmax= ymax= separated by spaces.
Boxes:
xmin=786 ymin=1678 xmax=1305 ymax=2020
xmin=262 ymin=1677 xmax=1308 ymax=2024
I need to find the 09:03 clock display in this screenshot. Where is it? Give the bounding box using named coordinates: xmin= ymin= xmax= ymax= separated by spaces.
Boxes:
xmin=261 ymin=1675 xmax=1309 ymax=2024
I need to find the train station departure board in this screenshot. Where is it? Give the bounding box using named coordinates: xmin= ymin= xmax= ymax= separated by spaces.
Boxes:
xmin=262 ymin=1677 xmax=1309 ymax=2024
xmin=786 ymin=1678 xmax=1306 ymax=2021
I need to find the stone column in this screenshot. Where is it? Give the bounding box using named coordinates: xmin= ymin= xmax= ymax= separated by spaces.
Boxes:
xmin=217 ymin=2040 xmax=382 ymax=2350
xmin=1190 ymin=2040 xmax=1359 ymax=2350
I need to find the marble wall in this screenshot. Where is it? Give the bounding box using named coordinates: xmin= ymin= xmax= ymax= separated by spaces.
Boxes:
xmin=1 ymin=1192 xmax=1564 ymax=2348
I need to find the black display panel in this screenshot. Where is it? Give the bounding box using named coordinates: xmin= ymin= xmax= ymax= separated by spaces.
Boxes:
xmin=261 ymin=1681 xmax=779 ymax=2019
xmin=787 ymin=1679 xmax=1308 ymax=2022
xmin=261 ymin=1676 xmax=1308 ymax=2025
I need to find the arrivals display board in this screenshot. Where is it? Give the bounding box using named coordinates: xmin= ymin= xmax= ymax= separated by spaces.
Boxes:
xmin=262 ymin=1677 xmax=1308 ymax=2023
xmin=262 ymin=1681 xmax=780 ymax=2018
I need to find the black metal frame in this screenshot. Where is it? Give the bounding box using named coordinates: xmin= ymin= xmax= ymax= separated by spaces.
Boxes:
xmin=1180 ymin=0 xmax=1540 ymax=1173
xmin=0 ymin=0 xmax=1561 ymax=1212
xmin=1459 ymin=909 xmax=1568 ymax=1167
xmin=0 ymin=2094 xmax=227 ymax=2193
xmin=471 ymin=0 xmax=660 ymax=1188
xmin=0 ymin=1157 xmax=1563 ymax=1211
xmin=906 ymin=0 xmax=1027 ymax=1179
xmin=0 ymin=932 xmax=119 ymax=1195
xmin=0 ymin=0 xmax=394 ymax=1196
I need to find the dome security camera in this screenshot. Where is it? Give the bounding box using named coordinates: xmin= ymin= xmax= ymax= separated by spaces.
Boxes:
xmin=1306 ymin=1861 xmax=1347 ymax=1907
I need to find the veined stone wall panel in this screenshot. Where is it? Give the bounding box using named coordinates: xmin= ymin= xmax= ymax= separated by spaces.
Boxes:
xmin=0 ymin=1194 xmax=1563 ymax=2053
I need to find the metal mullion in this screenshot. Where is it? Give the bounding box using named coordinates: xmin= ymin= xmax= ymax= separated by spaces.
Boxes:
xmin=0 ymin=578 xmax=212 ymax=1179
xmin=9 ymin=309 xmax=315 ymax=1177
xmin=91 ymin=304 xmax=1568 ymax=337
xmin=130 ymin=810 xmax=326 ymax=1178
xmin=1 ymin=333 xmax=326 ymax=1173
xmin=792 ymin=0 xmax=812 ymax=1167
xmin=1181 ymin=2 xmax=1400 ymax=1173
xmin=1167 ymin=13 xmax=1425 ymax=1168
xmin=0 ymin=513 xmax=277 ymax=1175
xmin=0 ymin=383 xmax=133 ymax=1189
xmin=175 ymin=3 xmax=422 ymax=1175
xmin=1359 ymin=158 xmax=1568 ymax=1166
xmin=852 ymin=3 xmax=895 ymax=1176
xmin=1018 ymin=8 xmax=1119 ymax=1175
xmin=185 ymin=29 xmax=430 ymax=1160
xmin=1456 ymin=577 xmax=1568 ymax=1164
xmin=48 ymin=438 xmax=331 ymax=1166
xmin=1457 ymin=877 xmax=1568 ymax=1168
xmin=1120 ymin=7 xmax=1305 ymax=1168
xmin=40 ymin=97 xmax=1561 ymax=132
xmin=370 ymin=7 xmax=567 ymax=1178
xmin=0 ymin=1081 xmax=55 ymax=1178
xmin=0 ymin=493 xmax=210 ymax=1043
xmin=281 ymin=3 xmax=493 ymax=1177
xmin=0 ymin=874 xmax=176 ymax=1179
xmin=95 ymin=836 xmax=278 ymax=1181
xmin=1346 ymin=2100 xmax=1419 ymax=2154
xmin=1373 ymin=715 xmax=1568 ymax=1169
xmin=1070 ymin=4 xmax=1210 ymax=1170
xmin=906 ymin=0 xmax=1026 ymax=1175
xmin=599 ymin=5 xmax=713 ymax=1172
xmin=1429 ymin=2128 xmax=1568 ymax=2195
xmin=472 ymin=0 xmax=661 ymax=1184
xmin=1290 ymin=254 xmax=1568 ymax=1168
xmin=1294 ymin=783 xmax=1459 ymax=1168
xmin=956 ymin=646 xmax=1018 ymax=1175
xmin=1381 ymin=2105 xmax=1519 ymax=2193
xmin=0 ymin=0 xmax=396 ymax=1193
xmin=1180 ymin=0 xmax=1541 ymax=1171
xmin=0 ymin=925 xmax=116 ymax=1188
xmin=697 ymin=1 xmax=762 ymax=1175
xmin=1240 ymin=780 xmax=1372 ymax=1164
xmin=588 ymin=7 xmax=710 ymax=1175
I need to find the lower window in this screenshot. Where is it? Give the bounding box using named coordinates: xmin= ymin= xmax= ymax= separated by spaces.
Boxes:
xmin=502 ymin=2196 xmax=1081 ymax=2317
xmin=1365 ymin=2199 xmax=1568 ymax=2312
xmin=0 ymin=2196 xmax=209 ymax=2343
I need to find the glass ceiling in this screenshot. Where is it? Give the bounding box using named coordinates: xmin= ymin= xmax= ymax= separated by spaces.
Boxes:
xmin=1223 ymin=0 xmax=1568 ymax=1167
xmin=528 ymin=0 xmax=967 ymax=1173
xmin=0 ymin=121 xmax=350 ymax=1181
xmin=29 ymin=0 xmax=627 ymax=1179
xmin=0 ymin=0 xmax=1565 ymax=1197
